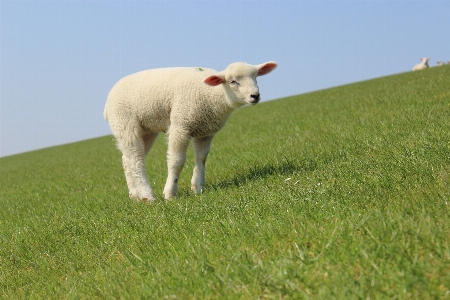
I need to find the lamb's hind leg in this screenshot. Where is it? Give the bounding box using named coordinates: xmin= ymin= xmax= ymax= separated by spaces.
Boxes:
xmin=120 ymin=133 xmax=158 ymax=202
xmin=163 ymin=128 xmax=191 ymax=200
xmin=191 ymin=136 xmax=213 ymax=194
xmin=121 ymin=154 xmax=139 ymax=199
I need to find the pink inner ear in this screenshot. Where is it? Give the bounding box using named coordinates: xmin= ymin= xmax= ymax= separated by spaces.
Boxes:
xmin=257 ymin=62 xmax=278 ymax=76
xmin=204 ymin=76 xmax=224 ymax=86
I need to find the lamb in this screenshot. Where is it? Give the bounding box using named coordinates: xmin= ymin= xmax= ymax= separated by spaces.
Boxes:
xmin=104 ymin=61 xmax=278 ymax=201
xmin=437 ymin=61 xmax=445 ymax=66
xmin=412 ymin=57 xmax=430 ymax=71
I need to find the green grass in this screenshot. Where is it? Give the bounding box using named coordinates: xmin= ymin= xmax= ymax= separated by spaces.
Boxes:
xmin=1 ymin=66 xmax=450 ymax=299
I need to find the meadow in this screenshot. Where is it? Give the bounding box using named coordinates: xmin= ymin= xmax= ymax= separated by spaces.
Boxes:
xmin=1 ymin=66 xmax=449 ymax=299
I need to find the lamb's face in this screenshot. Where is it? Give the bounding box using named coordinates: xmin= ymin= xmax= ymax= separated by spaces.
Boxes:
xmin=203 ymin=61 xmax=277 ymax=106
xmin=224 ymin=63 xmax=261 ymax=105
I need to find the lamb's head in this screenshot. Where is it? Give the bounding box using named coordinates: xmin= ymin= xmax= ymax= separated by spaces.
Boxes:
xmin=421 ymin=58 xmax=430 ymax=64
xmin=204 ymin=61 xmax=277 ymax=106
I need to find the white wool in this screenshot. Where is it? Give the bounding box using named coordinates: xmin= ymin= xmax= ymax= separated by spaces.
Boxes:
xmin=104 ymin=61 xmax=277 ymax=201
xmin=412 ymin=58 xmax=430 ymax=71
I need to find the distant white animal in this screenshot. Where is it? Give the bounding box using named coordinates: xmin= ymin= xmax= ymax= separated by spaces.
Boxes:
xmin=437 ymin=61 xmax=445 ymax=66
xmin=104 ymin=61 xmax=277 ymax=201
xmin=412 ymin=58 xmax=430 ymax=71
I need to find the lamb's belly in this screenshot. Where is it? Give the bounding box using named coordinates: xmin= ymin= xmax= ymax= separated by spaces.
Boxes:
xmin=188 ymin=119 xmax=225 ymax=137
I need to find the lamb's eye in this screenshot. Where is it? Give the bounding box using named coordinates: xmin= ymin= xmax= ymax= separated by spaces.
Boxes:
xmin=230 ymin=80 xmax=239 ymax=86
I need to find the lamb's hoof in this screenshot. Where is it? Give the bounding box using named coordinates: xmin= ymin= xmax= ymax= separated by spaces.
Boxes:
xmin=163 ymin=193 xmax=176 ymax=201
xmin=141 ymin=197 xmax=156 ymax=204
xmin=163 ymin=189 xmax=177 ymax=200
xmin=129 ymin=193 xmax=156 ymax=203
xmin=191 ymin=185 xmax=203 ymax=194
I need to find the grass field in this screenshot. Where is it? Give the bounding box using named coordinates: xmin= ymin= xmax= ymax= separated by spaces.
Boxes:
xmin=1 ymin=66 xmax=450 ymax=299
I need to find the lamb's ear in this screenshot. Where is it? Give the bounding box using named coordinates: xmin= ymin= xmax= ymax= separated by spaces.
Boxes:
xmin=256 ymin=61 xmax=278 ymax=76
xmin=204 ymin=75 xmax=225 ymax=86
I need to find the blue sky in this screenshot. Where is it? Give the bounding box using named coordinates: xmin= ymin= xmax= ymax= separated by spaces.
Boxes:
xmin=1 ymin=0 xmax=449 ymax=157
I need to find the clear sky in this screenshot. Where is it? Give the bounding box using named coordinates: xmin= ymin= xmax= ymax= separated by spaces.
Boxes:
xmin=1 ymin=0 xmax=449 ymax=157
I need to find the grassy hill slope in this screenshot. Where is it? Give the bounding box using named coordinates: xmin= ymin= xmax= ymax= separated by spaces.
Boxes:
xmin=1 ymin=66 xmax=449 ymax=298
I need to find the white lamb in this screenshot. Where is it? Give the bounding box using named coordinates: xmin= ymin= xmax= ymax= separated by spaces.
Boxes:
xmin=437 ymin=61 xmax=445 ymax=67
xmin=104 ymin=61 xmax=277 ymax=201
xmin=412 ymin=58 xmax=430 ymax=71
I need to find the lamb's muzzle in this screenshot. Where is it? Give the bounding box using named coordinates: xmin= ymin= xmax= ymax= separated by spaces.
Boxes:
xmin=250 ymin=93 xmax=261 ymax=103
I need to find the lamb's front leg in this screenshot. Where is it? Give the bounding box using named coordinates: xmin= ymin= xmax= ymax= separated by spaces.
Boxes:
xmin=191 ymin=136 xmax=213 ymax=194
xmin=163 ymin=129 xmax=191 ymax=200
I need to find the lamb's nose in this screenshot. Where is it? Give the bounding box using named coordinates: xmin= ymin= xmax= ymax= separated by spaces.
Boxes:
xmin=251 ymin=94 xmax=260 ymax=102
